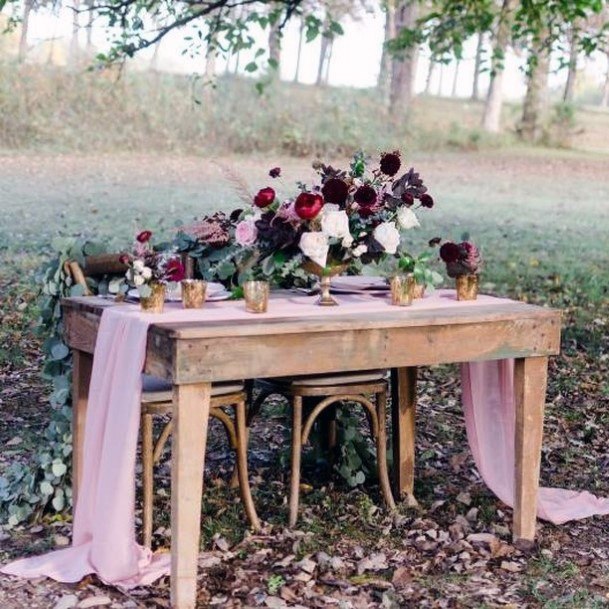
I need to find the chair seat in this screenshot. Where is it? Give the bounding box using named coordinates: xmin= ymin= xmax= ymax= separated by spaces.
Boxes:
xmin=264 ymin=370 xmax=388 ymax=387
xmin=141 ymin=375 xmax=244 ymax=404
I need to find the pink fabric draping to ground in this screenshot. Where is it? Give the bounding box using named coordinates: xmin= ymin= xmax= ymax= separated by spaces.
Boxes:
xmin=462 ymin=360 xmax=609 ymax=525
xmin=2 ymin=290 xmax=608 ymax=588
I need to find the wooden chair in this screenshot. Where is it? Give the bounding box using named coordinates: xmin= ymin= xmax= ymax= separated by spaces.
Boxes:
xmin=252 ymin=371 xmax=396 ymax=527
xmin=65 ymin=255 xmax=261 ymax=547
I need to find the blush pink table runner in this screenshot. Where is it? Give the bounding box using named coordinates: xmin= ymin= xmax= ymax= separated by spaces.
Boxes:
xmin=2 ymin=290 xmax=608 ymax=588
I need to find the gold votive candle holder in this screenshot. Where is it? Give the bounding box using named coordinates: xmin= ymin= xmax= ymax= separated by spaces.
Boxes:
xmin=413 ymin=282 xmax=426 ymax=299
xmin=140 ymin=282 xmax=166 ymax=314
xmin=455 ymin=274 xmax=479 ymax=301
xmin=390 ymin=274 xmax=416 ymax=307
xmin=181 ymin=279 xmax=207 ymax=309
xmin=244 ymin=280 xmax=269 ymax=313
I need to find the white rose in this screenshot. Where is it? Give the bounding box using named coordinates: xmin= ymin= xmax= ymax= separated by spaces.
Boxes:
xmin=141 ymin=267 xmax=153 ymax=280
xmin=323 ymin=203 xmax=340 ymax=213
xmin=299 ymin=231 xmax=329 ymax=268
xmin=397 ymin=207 xmax=420 ymax=230
xmin=353 ymin=244 xmax=367 ymax=258
xmin=133 ymin=274 xmax=145 ymax=287
xmin=133 ymin=260 xmax=145 ymax=272
xmin=342 ymin=235 xmax=354 ymax=248
xmin=373 ymin=221 xmax=401 ymax=255
xmin=322 ymin=210 xmax=351 ymax=241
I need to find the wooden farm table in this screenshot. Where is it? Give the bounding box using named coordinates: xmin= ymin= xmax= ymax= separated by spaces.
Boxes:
xmin=63 ymin=295 xmax=560 ymax=609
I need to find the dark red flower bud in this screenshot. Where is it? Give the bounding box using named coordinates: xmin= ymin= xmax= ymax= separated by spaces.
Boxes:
xmin=353 ymin=185 xmax=377 ymax=207
xmin=321 ymin=178 xmax=349 ymax=205
xmin=380 ymin=151 xmax=401 ymax=177
xmin=269 ymin=167 xmax=281 ymax=178
xmin=419 ymin=193 xmax=434 ymax=208
xmin=254 ymin=187 xmax=276 ymax=208
xmin=401 ymin=192 xmax=415 ymax=206
xmin=440 ymin=242 xmax=460 ymax=264
xmin=136 ymin=230 xmax=152 ymax=243
xmin=428 ymin=237 xmax=442 ymax=247
xmin=294 ymin=192 xmax=324 ymax=220
xmin=118 ymin=254 xmax=131 ymax=265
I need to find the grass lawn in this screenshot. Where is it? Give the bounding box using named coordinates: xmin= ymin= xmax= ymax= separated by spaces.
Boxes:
xmin=0 ymin=148 xmax=608 ymax=608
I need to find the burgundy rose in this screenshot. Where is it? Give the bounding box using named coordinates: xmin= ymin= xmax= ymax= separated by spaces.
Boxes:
xmin=401 ymin=192 xmax=415 ymax=206
xmin=118 ymin=253 xmax=131 ymax=265
xmin=419 ymin=193 xmax=434 ymax=208
xmin=269 ymin=167 xmax=281 ymax=178
xmin=294 ymin=192 xmax=324 ymax=220
xmin=165 ymin=259 xmax=185 ymax=282
xmin=321 ymin=178 xmax=349 ymax=206
xmin=380 ymin=152 xmax=401 ymax=177
xmin=254 ymin=187 xmax=276 ymax=208
xmin=136 ymin=230 xmax=152 ymax=243
xmin=354 ymin=185 xmax=377 ymax=207
xmin=439 ymin=242 xmax=461 ymax=264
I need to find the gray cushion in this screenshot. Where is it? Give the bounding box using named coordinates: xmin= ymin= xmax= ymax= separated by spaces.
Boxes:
xmin=141 ymin=375 xmax=244 ymax=403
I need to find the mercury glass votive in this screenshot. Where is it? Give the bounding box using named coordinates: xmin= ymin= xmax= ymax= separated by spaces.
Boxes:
xmin=455 ymin=274 xmax=479 ymax=301
xmin=181 ymin=279 xmax=207 ymax=309
xmin=244 ymin=280 xmax=270 ymax=313
xmin=390 ymin=274 xmax=416 ymax=307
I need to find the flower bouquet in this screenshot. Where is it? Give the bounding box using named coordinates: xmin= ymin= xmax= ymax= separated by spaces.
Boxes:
xmin=121 ymin=231 xmax=185 ymax=312
xmin=439 ymin=240 xmax=482 ymax=301
xmin=234 ymin=150 xmax=436 ymax=305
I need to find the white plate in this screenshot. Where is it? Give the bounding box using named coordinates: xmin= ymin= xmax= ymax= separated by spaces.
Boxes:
xmin=331 ymin=276 xmax=389 ymax=294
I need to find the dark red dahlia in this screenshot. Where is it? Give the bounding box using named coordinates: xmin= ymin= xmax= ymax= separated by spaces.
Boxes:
xmin=294 ymin=192 xmax=324 ymax=220
xmin=165 ymin=259 xmax=186 ymax=282
xmin=254 ymin=187 xmax=276 ymax=208
xmin=321 ymin=178 xmax=349 ymax=206
xmin=380 ymin=151 xmax=401 ymax=177
xmin=269 ymin=167 xmax=281 ymax=178
xmin=136 ymin=230 xmax=152 ymax=243
xmin=354 ymin=185 xmax=377 ymax=207
xmin=419 ymin=193 xmax=434 ymax=208
xmin=440 ymin=242 xmax=461 ymax=264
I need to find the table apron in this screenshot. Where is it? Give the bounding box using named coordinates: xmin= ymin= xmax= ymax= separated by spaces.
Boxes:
xmin=145 ymin=317 xmax=560 ymax=383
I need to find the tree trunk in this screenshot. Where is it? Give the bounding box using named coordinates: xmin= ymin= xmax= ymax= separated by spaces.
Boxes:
xmin=563 ymin=27 xmax=579 ymax=103
xmin=451 ymin=59 xmax=461 ymax=97
xmin=389 ymin=1 xmax=419 ymax=113
xmin=85 ymin=6 xmax=94 ymax=55
xmin=18 ymin=0 xmax=33 ymax=63
xmin=378 ymin=0 xmax=396 ymax=100
xmin=471 ymin=32 xmax=484 ymax=100
xmin=323 ymin=38 xmax=333 ymax=84
xmin=150 ymin=19 xmax=162 ymax=71
xmin=293 ymin=18 xmax=305 ymax=83
xmin=437 ymin=62 xmax=445 ymax=96
xmin=317 ymin=34 xmax=330 ymax=86
xmin=425 ymin=59 xmax=435 ymax=94
xmin=69 ymin=0 xmax=81 ymax=69
xmin=268 ymin=19 xmax=281 ymax=75
xmin=518 ymin=38 xmax=551 ymax=142
xmin=482 ymin=0 xmax=515 ymax=133
xmin=205 ymin=45 xmax=217 ymax=81
xmin=602 ymin=50 xmax=609 ymax=107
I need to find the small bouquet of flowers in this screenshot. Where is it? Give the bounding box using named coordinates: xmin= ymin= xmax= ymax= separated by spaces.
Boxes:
xmin=439 ymin=240 xmax=482 ymax=300
xmin=233 ymin=151 xmax=436 ymax=299
xmin=121 ymin=230 xmax=185 ymax=311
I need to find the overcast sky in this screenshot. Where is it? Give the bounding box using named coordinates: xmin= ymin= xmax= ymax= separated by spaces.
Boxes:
xmin=16 ymin=4 xmax=609 ymax=100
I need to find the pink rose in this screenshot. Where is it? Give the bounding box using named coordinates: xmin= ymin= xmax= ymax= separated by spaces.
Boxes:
xmin=235 ymin=220 xmax=258 ymax=246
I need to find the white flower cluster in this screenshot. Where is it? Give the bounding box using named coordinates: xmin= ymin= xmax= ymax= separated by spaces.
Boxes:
xmin=127 ymin=259 xmax=153 ymax=287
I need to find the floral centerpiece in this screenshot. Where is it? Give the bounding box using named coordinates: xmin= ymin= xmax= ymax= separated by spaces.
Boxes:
xmin=120 ymin=230 xmax=185 ymax=312
xmin=233 ymin=151 xmax=436 ymax=305
xmin=439 ymin=240 xmax=482 ymax=301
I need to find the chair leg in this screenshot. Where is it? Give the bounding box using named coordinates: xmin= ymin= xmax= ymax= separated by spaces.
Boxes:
xmin=141 ymin=412 xmax=154 ymax=549
xmin=375 ymin=390 xmax=396 ymax=511
xmin=289 ymin=395 xmax=303 ymax=528
xmin=235 ymin=400 xmax=261 ymax=531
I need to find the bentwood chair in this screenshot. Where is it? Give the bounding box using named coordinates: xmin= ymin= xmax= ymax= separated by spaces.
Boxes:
xmin=252 ymin=371 xmax=396 ymax=527
xmin=65 ymin=255 xmax=261 ymax=547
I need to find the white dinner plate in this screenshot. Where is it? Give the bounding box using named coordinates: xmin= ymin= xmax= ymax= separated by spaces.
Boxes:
xmin=128 ymin=282 xmax=230 ymax=302
xmin=330 ymin=276 xmax=389 ymax=294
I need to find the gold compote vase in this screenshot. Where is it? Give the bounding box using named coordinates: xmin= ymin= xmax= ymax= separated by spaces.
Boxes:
xmin=302 ymin=260 xmax=348 ymax=307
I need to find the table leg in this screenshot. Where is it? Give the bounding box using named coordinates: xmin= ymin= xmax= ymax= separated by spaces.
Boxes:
xmin=72 ymin=349 xmax=93 ymax=510
xmin=391 ymin=367 xmax=417 ymax=505
xmin=513 ymin=356 xmax=548 ymax=543
xmin=170 ymin=382 xmax=212 ymax=609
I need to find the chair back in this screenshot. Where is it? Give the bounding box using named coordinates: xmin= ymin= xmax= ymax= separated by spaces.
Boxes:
xmin=64 ymin=253 xmax=128 ymax=296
